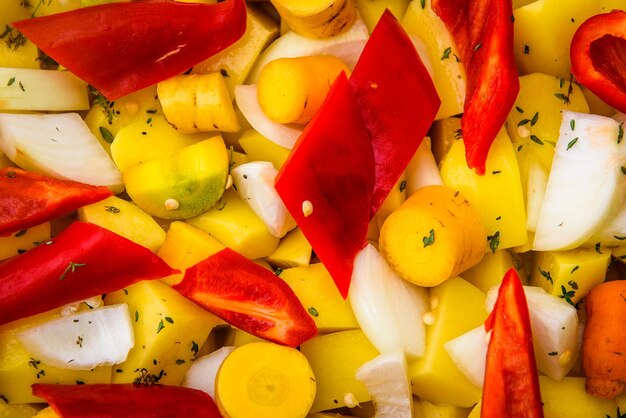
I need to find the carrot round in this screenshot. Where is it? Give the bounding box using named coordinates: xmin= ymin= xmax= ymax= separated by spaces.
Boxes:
xmin=583 ymin=279 xmax=626 ymax=399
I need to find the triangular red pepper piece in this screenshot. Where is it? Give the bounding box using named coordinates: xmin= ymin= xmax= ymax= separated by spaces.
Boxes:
xmin=482 ymin=268 xmax=544 ymax=418
xmin=173 ymin=248 xmax=318 ymax=347
xmin=432 ymin=0 xmax=519 ymax=175
xmin=275 ymin=73 xmax=375 ymax=299
xmin=33 ymin=384 xmax=221 ymax=418
xmin=0 ymin=221 xmax=177 ymax=326
xmin=13 ymin=0 xmax=247 ymax=100
xmin=350 ymin=10 xmax=441 ymax=218
xmin=0 ymin=167 xmax=112 ymax=236
xmin=570 ymin=10 xmax=626 ymax=114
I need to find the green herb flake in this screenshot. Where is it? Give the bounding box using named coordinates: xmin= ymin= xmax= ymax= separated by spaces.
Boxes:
xmin=571 ymin=265 xmax=579 ymax=274
xmin=135 ymin=310 xmax=139 ymax=322
xmin=146 ymin=117 xmax=152 ymax=124
xmin=99 ymin=126 xmax=114 ymax=144
xmin=570 ymin=119 xmax=575 ymax=131
xmin=530 ymin=134 xmax=544 ymax=145
xmin=515 ymin=106 xmax=524 ymax=113
xmin=566 ymin=137 xmax=578 ymax=150
xmin=554 ymin=92 xmax=570 ymax=104
xmin=175 ymin=359 xmax=185 ymax=365
xmin=487 ymin=231 xmax=500 ymax=253
xmin=7 ymin=77 xmax=15 ymax=87
xmin=559 ymin=78 xmax=565 ymax=88
xmin=517 ymin=118 xmax=530 ymax=127
xmin=523 ymin=44 xmax=530 ymax=54
xmin=559 ymin=285 xmax=575 ymax=305
xmin=568 ymin=280 xmax=579 ymax=290
xmin=548 ymin=351 xmax=558 ymax=356
xmin=14 ymin=229 xmax=27 ymax=237
xmin=156 ymin=319 xmax=165 ymax=334
xmin=308 ymin=307 xmax=319 ymax=317
xmin=441 ymin=47 xmax=452 ymax=60
xmin=492 ymin=170 xmax=502 ymax=175
xmin=164 ymin=316 xmax=174 ymax=324
xmin=59 ymin=262 xmax=86 ymax=281
xmin=76 ymin=380 xmax=85 ymax=385
xmin=595 ymin=242 xmax=603 ymax=254
xmin=274 ymin=267 xmax=283 ymax=276
xmin=76 ymin=336 xmax=83 ymax=348
xmin=618 ymin=123 xmax=624 ymax=144
xmin=191 ymin=341 xmax=199 ymax=357
xmin=122 ymin=288 xmax=128 ymax=295
xmin=613 ymin=235 xmax=626 ymax=241
xmin=399 ymin=180 xmax=407 ymax=192
xmin=530 ymin=112 xmax=539 ymax=126
xmin=539 ymin=268 xmax=553 ymax=285
xmin=423 ymin=229 xmax=435 ymax=248
xmin=420 ymin=0 xmax=425 ymax=8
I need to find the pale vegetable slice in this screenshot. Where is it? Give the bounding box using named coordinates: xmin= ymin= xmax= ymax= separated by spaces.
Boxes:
xmin=230 ymin=161 xmax=296 ymax=238
xmin=349 ymin=244 xmax=428 ymax=359
xmin=183 ymin=346 xmax=236 ymax=398
xmin=404 ymin=137 xmax=443 ymax=195
xmin=525 ymin=155 xmax=549 ymax=231
xmin=355 ymin=350 xmax=412 ymax=418
xmin=0 ymin=67 xmax=89 ymax=111
xmin=533 ymin=111 xmax=626 ymax=251
xmin=235 ymin=85 xmax=302 ymax=149
xmin=16 ymin=304 xmax=135 ymax=371
xmin=0 ymin=112 xmax=123 ymax=192
xmin=444 ymin=325 xmax=488 ymax=388
xmin=586 ymin=198 xmax=626 ymax=246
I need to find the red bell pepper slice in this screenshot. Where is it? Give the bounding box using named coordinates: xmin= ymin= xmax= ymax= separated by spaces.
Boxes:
xmin=12 ymin=0 xmax=247 ymax=100
xmin=570 ymin=10 xmax=626 ymax=114
xmin=173 ymin=248 xmax=317 ymax=347
xmin=432 ymin=0 xmax=519 ymax=175
xmin=482 ymin=268 xmax=544 ymax=418
xmin=350 ymin=10 xmax=440 ymax=218
xmin=0 ymin=167 xmax=112 ymax=236
xmin=32 ymin=384 xmax=221 ymax=417
xmin=275 ymin=73 xmax=375 ymax=299
xmin=0 ymin=221 xmax=177 ymax=326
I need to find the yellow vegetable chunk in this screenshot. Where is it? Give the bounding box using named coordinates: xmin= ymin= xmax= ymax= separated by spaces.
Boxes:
xmin=430 ymin=117 xmax=461 ymax=164
xmin=77 ymin=196 xmax=165 ymax=253
xmin=539 ymin=376 xmax=620 ymax=418
xmin=216 ymin=342 xmax=316 ymax=418
xmin=0 ymin=401 xmax=39 ymax=417
xmin=123 ymin=136 xmax=229 ymax=220
xmin=460 ymin=250 xmax=516 ymax=293
xmin=380 ymin=185 xmax=485 ymax=287
xmin=34 ymin=407 xmax=59 ymax=418
xmin=0 ymin=2 xmax=39 ymax=69
xmin=224 ymin=327 xmax=266 ymax=347
xmin=402 ymin=0 xmax=466 ymax=120
xmin=356 ymin=0 xmax=410 ymax=33
xmin=409 ymin=277 xmax=488 ymax=407
xmin=187 ymin=190 xmax=280 ymax=259
xmin=439 ymin=126 xmax=528 ymax=250
xmin=270 ymin=0 xmax=356 ymax=39
xmin=157 ymin=73 xmax=240 ymax=133
xmin=257 ymin=55 xmax=350 ymax=125
xmin=266 ymin=227 xmax=312 ymax=269
xmin=192 ymin=5 xmax=279 ymax=93
xmin=0 ymin=223 xmax=51 ymax=261
xmin=301 ymin=330 xmax=379 ymax=413
xmin=375 ymin=173 xmax=407 ymax=230
xmin=280 ymin=263 xmax=359 ymax=332
xmin=530 ymin=248 xmax=610 ymax=305
xmin=104 ymin=280 xmax=220 ymax=386
xmin=238 ymin=129 xmax=290 ymax=170
xmin=157 ymin=221 xmax=225 ymax=286
xmin=414 ymin=398 xmax=472 ymax=418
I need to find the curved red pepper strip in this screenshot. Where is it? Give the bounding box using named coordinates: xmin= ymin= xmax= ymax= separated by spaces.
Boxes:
xmin=13 ymin=0 xmax=247 ymax=100
xmin=33 ymin=384 xmax=221 ymax=417
xmin=571 ymin=10 xmax=626 ymax=114
xmin=350 ymin=10 xmax=440 ymax=218
xmin=482 ymin=268 xmax=544 ymax=418
xmin=0 ymin=167 xmax=112 ymax=236
xmin=432 ymin=0 xmax=519 ymax=175
xmin=173 ymin=248 xmax=318 ymax=347
xmin=0 ymin=221 xmax=177 ymax=326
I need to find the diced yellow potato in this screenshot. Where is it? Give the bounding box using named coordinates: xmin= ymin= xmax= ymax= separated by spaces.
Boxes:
xmin=192 ymin=5 xmax=279 ymax=93
xmin=84 ymin=86 xmax=162 ymax=154
xmin=375 ymin=173 xmax=406 ymax=230
xmin=539 ymin=376 xmax=619 ymax=418
xmin=402 ymin=0 xmax=466 ymax=120
xmin=30 ymin=0 xmax=82 ymax=16
xmin=104 ymin=280 xmax=220 ymax=386
xmin=266 ymin=228 xmax=312 ymax=269
xmin=187 ymin=190 xmax=280 ymax=259
xmin=581 ymin=86 xmax=616 ymax=117
xmin=0 ymin=43 xmax=40 ymax=70
xmin=430 ymin=117 xmax=461 ymax=164
xmin=0 ymin=223 xmax=51 ymax=261
xmin=530 ymin=248 xmax=610 ymax=305
xmin=460 ymin=250 xmax=516 ymax=293
xmin=415 ymin=399 xmax=472 ymax=418
xmin=238 ymin=129 xmax=291 ymax=170
xmin=280 ymin=263 xmax=358 ymax=333
xmin=228 ymin=147 xmax=250 ymax=170
xmin=409 ymin=277 xmax=488 ymax=407
xmin=157 ymin=221 xmax=225 ymax=286
xmin=271 ymin=0 xmax=356 ymax=39
xmin=513 ymin=0 xmax=536 ymax=8
xmin=467 ymin=402 xmax=480 ymax=418
xmin=301 ymin=330 xmax=379 ymax=413
xmin=0 ymin=2 xmax=39 ymax=69
xmin=356 ymin=0 xmax=410 ymax=32
xmin=224 ymin=327 xmax=266 ymax=347
xmin=77 ymin=196 xmax=165 ymax=253
xmin=0 ymin=401 xmax=38 ymax=417
xmin=110 ymin=115 xmax=205 ymax=172
xmin=439 ymin=128 xmax=528 ymax=250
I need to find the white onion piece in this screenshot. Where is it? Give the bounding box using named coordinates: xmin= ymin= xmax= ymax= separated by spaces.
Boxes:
xmin=235 ymin=85 xmax=302 ymax=149
xmin=586 ymin=197 xmax=626 ymax=246
xmin=355 ymin=350 xmax=412 ymax=418
xmin=0 ymin=113 xmax=123 ymax=193
xmin=16 ymin=304 xmax=134 ymax=370
xmin=231 ymin=161 xmax=296 ymax=238
xmin=247 ymin=17 xmax=369 ymax=84
xmin=404 ymin=137 xmax=443 ymax=196
xmin=309 ymin=39 xmax=366 ymax=71
xmin=613 ymin=112 xmax=626 ymax=124
xmin=59 ymin=296 xmax=104 ymax=317
xmin=444 ymin=326 xmax=488 ymax=388
xmin=183 ymin=346 xmax=236 ymax=398
xmin=349 ymin=244 xmax=428 ymax=359
xmin=525 ymin=155 xmax=548 ymax=232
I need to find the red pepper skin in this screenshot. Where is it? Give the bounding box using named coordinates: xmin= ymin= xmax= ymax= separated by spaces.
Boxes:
xmin=173 ymin=248 xmax=317 ymax=347
xmin=275 ymin=73 xmax=375 ymax=299
xmin=570 ymin=10 xmax=626 ymax=114
xmin=32 ymin=384 xmax=221 ymax=417
xmin=0 ymin=167 xmax=112 ymax=236
xmin=432 ymin=0 xmax=519 ymax=175
xmin=350 ymin=10 xmax=440 ymax=218
xmin=0 ymin=221 xmax=177 ymax=326
xmin=12 ymin=0 xmax=246 ymax=100
xmin=482 ymin=268 xmax=544 ymax=418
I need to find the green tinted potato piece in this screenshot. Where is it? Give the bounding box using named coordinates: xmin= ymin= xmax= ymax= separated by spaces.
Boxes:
xmin=266 ymin=227 xmax=312 ymax=268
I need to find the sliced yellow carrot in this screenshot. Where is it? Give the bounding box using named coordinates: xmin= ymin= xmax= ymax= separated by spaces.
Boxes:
xmin=270 ymin=0 xmax=356 ymax=39
xmin=215 ymin=342 xmax=316 ymax=418
xmin=379 ymin=185 xmax=485 ymax=287
xmin=257 ymin=55 xmax=350 ymax=125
